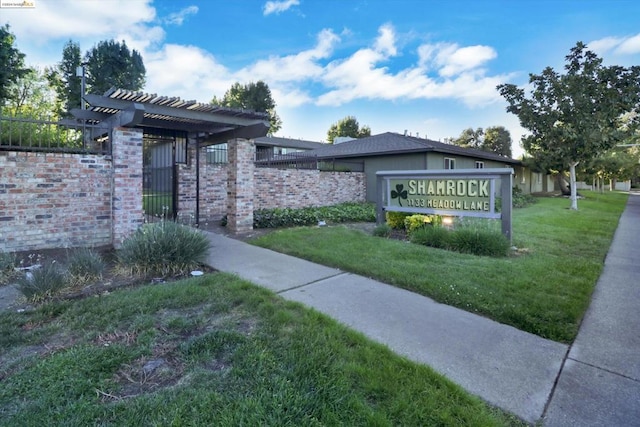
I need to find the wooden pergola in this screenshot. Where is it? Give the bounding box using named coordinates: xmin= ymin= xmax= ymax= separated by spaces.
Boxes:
xmin=67 ymin=88 xmax=271 ymax=225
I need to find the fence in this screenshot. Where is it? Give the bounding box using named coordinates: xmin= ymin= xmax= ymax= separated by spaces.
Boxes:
xmin=0 ymin=112 xmax=110 ymax=154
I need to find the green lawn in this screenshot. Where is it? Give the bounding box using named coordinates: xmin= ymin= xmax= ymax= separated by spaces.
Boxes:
xmin=251 ymin=191 xmax=628 ymax=343
xmin=143 ymin=191 xmax=173 ymax=218
xmin=0 ymin=275 xmax=523 ymax=426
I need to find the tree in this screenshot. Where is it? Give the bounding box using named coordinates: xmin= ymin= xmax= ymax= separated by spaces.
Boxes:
xmin=0 ymin=24 xmax=29 ymax=107
xmin=212 ymin=81 xmax=281 ymax=135
xmin=46 ymin=40 xmax=81 ymax=117
xmin=483 ymin=126 xmax=513 ymax=157
xmin=84 ymin=39 xmax=146 ymax=96
xmin=498 ymin=42 xmax=640 ymax=210
xmin=326 ymin=116 xmax=371 ymax=143
xmin=5 ymin=67 xmax=56 ymax=117
xmin=450 ymin=127 xmax=484 ymax=150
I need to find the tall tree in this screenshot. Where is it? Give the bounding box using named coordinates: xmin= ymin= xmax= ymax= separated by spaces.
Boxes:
xmin=450 ymin=127 xmax=484 ymax=150
xmin=326 ymin=115 xmax=371 ymax=143
xmin=84 ymin=39 xmax=146 ymax=96
xmin=498 ymin=42 xmax=640 ymax=210
xmin=212 ymin=81 xmax=281 ymax=135
xmin=0 ymin=24 xmax=29 ymax=107
xmin=483 ymin=126 xmax=513 ymax=157
xmin=46 ymin=40 xmax=81 ymax=117
xmin=5 ymin=67 xmax=55 ymax=117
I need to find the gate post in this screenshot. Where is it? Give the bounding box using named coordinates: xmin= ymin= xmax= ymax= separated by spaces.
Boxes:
xmin=112 ymin=127 xmax=144 ymax=248
xmin=227 ymin=138 xmax=254 ymax=233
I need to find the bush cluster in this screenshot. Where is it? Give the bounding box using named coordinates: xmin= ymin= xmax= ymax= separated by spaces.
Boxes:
xmin=16 ymin=262 xmax=66 ymax=302
xmin=252 ymin=202 xmax=375 ymax=229
xmin=497 ymin=187 xmax=538 ymax=211
xmin=11 ymin=248 xmax=107 ymax=302
xmin=385 ymin=211 xmax=411 ymax=229
xmin=66 ymin=248 xmax=106 ymax=286
xmin=403 ymin=214 xmax=443 ymax=234
xmin=117 ymin=221 xmax=210 ymax=277
xmin=410 ymin=226 xmax=510 ymax=257
xmin=512 ymin=186 xmax=538 ymax=208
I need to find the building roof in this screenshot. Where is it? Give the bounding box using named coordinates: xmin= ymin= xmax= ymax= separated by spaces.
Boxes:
xmin=254 ymin=135 xmax=327 ymax=150
xmin=309 ymin=132 xmax=521 ymax=165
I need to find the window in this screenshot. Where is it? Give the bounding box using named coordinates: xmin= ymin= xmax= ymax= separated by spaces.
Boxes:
xmin=475 ymin=161 xmax=484 ymax=169
xmin=206 ymin=143 xmax=228 ymax=164
xmin=444 ymin=157 xmax=456 ymax=169
xmin=175 ymin=135 xmax=187 ymax=164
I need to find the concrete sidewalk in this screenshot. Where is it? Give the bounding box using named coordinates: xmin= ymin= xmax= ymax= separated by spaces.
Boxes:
xmin=205 ymin=235 xmax=566 ymax=423
xmin=204 ymin=192 xmax=640 ymax=425
xmin=543 ymin=192 xmax=640 ymax=426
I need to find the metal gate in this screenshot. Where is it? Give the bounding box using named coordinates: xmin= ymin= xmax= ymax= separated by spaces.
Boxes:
xmin=142 ymin=129 xmax=187 ymax=221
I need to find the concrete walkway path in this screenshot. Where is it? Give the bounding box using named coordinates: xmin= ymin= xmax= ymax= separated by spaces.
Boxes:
xmin=543 ymin=192 xmax=640 ymax=426
xmin=204 ymin=192 xmax=639 ymax=425
xmin=204 ymin=235 xmax=568 ymax=423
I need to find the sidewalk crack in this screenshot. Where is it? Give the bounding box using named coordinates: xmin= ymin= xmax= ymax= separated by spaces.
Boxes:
xmin=276 ymin=272 xmax=348 ymax=294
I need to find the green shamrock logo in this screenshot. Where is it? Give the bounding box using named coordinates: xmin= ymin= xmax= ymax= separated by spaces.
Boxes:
xmin=391 ymin=184 xmax=408 ymax=207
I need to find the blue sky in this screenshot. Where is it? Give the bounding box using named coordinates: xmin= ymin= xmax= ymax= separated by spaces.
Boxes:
xmin=3 ymin=0 xmax=640 ymax=157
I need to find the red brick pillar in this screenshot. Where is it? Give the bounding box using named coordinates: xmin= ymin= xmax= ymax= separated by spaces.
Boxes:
xmin=227 ymin=138 xmax=254 ymax=233
xmin=111 ymin=127 xmax=144 ymax=248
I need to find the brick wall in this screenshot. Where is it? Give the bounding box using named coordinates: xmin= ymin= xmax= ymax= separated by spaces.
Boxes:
xmin=111 ymin=128 xmax=143 ymax=248
xmin=179 ymin=145 xmax=366 ymax=224
xmin=226 ymin=139 xmax=255 ymax=233
xmin=0 ymin=151 xmax=112 ymax=252
xmin=1 ymin=139 xmax=367 ymax=253
xmin=177 ymin=145 xmax=227 ymax=223
xmin=254 ymin=168 xmax=366 ymax=209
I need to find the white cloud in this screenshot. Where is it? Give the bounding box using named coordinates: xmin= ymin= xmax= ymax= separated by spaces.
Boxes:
xmin=374 ymin=23 xmax=397 ymax=56
xmin=4 ymin=0 xmax=156 ymax=40
xmin=263 ymin=0 xmax=300 ymax=16
xmin=588 ymin=33 xmax=640 ymax=55
xmin=587 ymin=37 xmax=623 ymax=55
xmin=236 ymin=28 xmax=340 ymax=83
xmin=3 ymin=0 xmax=162 ymax=67
xmin=616 ymin=33 xmax=640 ymax=55
xmin=418 ymin=42 xmax=497 ymax=77
xmin=165 ymin=5 xmax=199 ymax=26
xmin=317 ymin=25 xmax=505 ymax=107
xmin=144 ymin=44 xmax=232 ymax=101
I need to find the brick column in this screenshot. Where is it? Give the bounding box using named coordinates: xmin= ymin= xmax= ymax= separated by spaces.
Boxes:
xmin=111 ymin=127 xmax=144 ymax=248
xmin=227 ymin=138 xmax=254 ymax=233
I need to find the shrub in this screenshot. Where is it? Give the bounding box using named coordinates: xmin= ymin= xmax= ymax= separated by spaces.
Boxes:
xmin=385 ymin=211 xmax=410 ymax=229
xmin=0 ymin=252 xmax=18 ymax=285
xmin=16 ymin=262 xmax=66 ymax=302
xmin=512 ymin=186 xmax=537 ymax=208
xmin=496 ymin=187 xmax=538 ymax=212
xmin=404 ymin=214 xmax=443 ymax=235
xmin=448 ymin=228 xmax=510 ymax=257
xmin=252 ymin=202 xmax=375 ymax=229
xmin=410 ymin=226 xmax=451 ymax=249
xmin=117 ymin=221 xmax=211 ymax=277
xmin=66 ymin=248 xmax=106 ymax=285
xmin=373 ymin=223 xmax=392 ymax=238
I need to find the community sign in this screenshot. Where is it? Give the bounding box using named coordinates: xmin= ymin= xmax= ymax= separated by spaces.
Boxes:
xmin=376 ymin=168 xmax=514 ymax=239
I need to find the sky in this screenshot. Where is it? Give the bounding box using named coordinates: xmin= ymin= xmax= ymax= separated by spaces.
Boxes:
xmin=2 ymin=0 xmax=640 ymax=157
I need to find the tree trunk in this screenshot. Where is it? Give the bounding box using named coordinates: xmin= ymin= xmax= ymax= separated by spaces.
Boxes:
xmin=557 ymin=172 xmax=571 ymax=195
xmin=611 ymin=178 xmax=617 ymax=191
xmin=569 ymin=161 xmax=579 ymax=210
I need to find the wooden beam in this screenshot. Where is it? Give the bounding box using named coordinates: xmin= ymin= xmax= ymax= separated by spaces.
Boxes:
xmin=84 ymin=94 xmax=268 ymax=127
xmin=102 ymin=103 xmax=145 ymax=128
xmin=198 ymin=123 xmax=270 ymax=146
